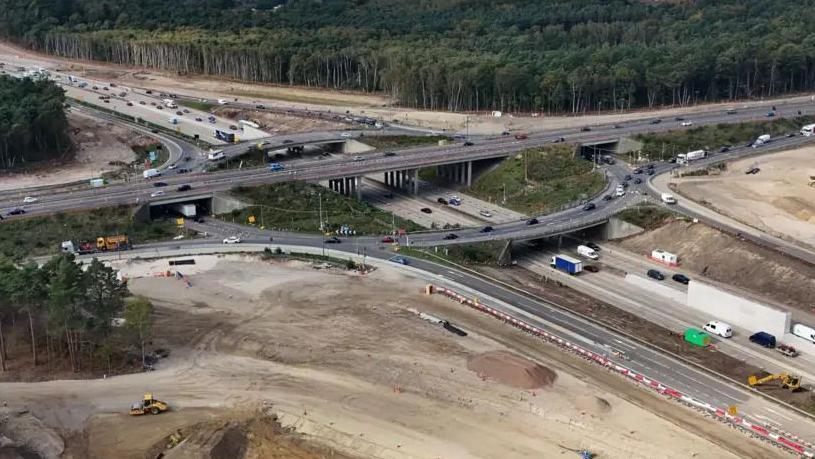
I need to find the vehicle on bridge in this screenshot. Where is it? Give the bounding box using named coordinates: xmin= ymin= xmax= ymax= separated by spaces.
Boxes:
xmin=143 ymin=168 xmax=161 ymax=179
xmin=208 ymin=150 xmax=225 ymax=161
xmin=676 ymin=149 xmax=706 ymax=165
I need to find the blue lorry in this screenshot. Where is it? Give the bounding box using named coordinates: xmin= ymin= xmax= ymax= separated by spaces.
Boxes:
xmin=550 ymin=254 xmax=583 ymax=275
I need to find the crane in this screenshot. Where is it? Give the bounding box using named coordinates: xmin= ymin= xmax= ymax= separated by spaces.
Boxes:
xmin=747 ymin=373 xmax=802 ymax=391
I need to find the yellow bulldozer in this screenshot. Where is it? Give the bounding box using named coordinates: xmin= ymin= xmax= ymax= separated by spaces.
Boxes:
xmin=747 ymin=373 xmax=802 ymax=391
xmin=129 ymin=393 xmax=169 ymax=416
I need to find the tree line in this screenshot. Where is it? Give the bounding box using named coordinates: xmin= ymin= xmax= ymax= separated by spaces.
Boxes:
xmin=0 ymin=75 xmax=72 ymax=170
xmin=2 ymin=1 xmax=815 ymax=113
xmin=0 ymin=254 xmax=153 ymax=375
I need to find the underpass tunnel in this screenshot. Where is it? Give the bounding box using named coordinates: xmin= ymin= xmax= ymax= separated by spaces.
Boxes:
xmin=145 ymin=196 xmax=214 ymax=221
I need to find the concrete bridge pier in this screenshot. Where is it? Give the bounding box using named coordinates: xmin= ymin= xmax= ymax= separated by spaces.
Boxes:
xmin=329 ymin=177 xmax=361 ymax=199
xmin=383 ymin=169 xmax=419 ymax=195
xmin=435 ymin=161 xmax=472 ymax=186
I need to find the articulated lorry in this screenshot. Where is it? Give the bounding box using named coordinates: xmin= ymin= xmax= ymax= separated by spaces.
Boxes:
xmin=61 ymin=235 xmax=131 ymax=254
xmin=550 ymin=254 xmax=583 ymax=274
xmin=677 ymin=150 xmax=706 ymax=165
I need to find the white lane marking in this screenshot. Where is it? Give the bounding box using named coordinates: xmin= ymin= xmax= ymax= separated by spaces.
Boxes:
xmin=765 ymin=407 xmax=794 ymax=421
xmin=613 ymin=339 xmax=635 ymax=350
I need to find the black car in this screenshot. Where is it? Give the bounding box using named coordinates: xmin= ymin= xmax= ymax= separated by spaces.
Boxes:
xmin=647 ymin=269 xmax=665 ymax=281
xmin=325 ymin=236 xmax=341 ymax=244
xmin=383 ymin=151 xmax=397 ymax=157
xmin=584 ymin=242 xmax=601 ymax=251
xmin=623 ymin=174 xmax=632 ymax=181
xmin=613 ymin=124 xmax=622 ymax=129
xmin=176 ymin=168 xmax=189 ymax=174
xmin=602 ymin=194 xmax=612 ymax=201
xmin=153 ymin=182 xmax=168 ymax=187
xmin=527 ymin=218 xmax=539 ymax=225
xmin=177 ymin=184 xmax=192 ymax=192
xmin=480 ymin=226 xmax=494 ymax=233
xmin=282 ymin=139 xmax=293 ymax=144
xmin=672 ymin=273 xmax=690 ymax=284
xmin=633 ymin=178 xmax=642 ymax=184
xmin=420 ymin=207 xmax=432 ymax=214
xmin=650 ymin=119 xmax=661 ymax=124
xmin=719 ymin=146 xmax=730 ymax=153
xmin=787 ymin=132 xmax=797 ymax=138
xmin=580 ymin=126 xmax=592 ymax=132
xmin=443 ymin=233 xmax=458 ymax=240
xmin=437 ymin=197 xmax=448 ymax=205
xmin=255 ymin=104 xmax=266 ymax=109
xmin=501 ymin=131 xmax=511 ymax=136
xmin=674 ymin=116 xmax=685 ymax=121
xmin=646 ymin=169 xmax=654 ymax=175
xmin=633 ymin=168 xmax=643 ymax=174
xmin=620 ymin=181 xmax=629 ymax=188
xmin=463 ymin=141 xmax=474 ymax=146
xmin=582 ymin=202 xmax=596 ymax=211
xmin=7 ymin=208 xmax=26 ymax=215
xmin=584 ymin=265 xmax=600 ymax=273
xmin=745 ymin=167 xmax=760 ymax=175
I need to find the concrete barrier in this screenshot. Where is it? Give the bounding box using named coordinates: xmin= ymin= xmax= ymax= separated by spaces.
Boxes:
xmin=624 ymin=274 xmax=687 ymax=304
xmin=687 ymin=282 xmax=791 ymax=338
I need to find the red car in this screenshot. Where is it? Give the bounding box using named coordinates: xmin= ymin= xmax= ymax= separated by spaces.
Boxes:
xmin=381 ymin=236 xmax=395 ymax=243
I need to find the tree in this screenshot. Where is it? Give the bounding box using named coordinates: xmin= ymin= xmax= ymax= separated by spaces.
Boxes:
xmin=124 ymin=297 xmax=153 ymax=369
xmin=10 ymin=262 xmax=47 ymax=365
xmin=82 ymin=258 xmax=128 ymax=335
xmin=47 ymin=255 xmax=84 ymax=372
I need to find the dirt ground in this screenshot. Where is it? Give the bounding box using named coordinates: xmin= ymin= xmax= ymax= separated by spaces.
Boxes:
xmin=672 ymin=145 xmax=815 ymax=250
xmin=0 ymin=254 xmax=779 ymax=459
xmin=0 ymin=112 xmax=154 ymax=191
xmin=617 ymin=220 xmax=815 ymax=315
xmin=212 ymin=108 xmax=346 ymax=134
xmin=0 ymin=40 xmax=808 ymax=135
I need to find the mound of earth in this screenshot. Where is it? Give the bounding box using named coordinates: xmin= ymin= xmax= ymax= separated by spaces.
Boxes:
xmin=574 ymin=395 xmax=612 ymax=416
xmin=0 ymin=407 xmax=64 ymax=459
xmin=467 ymin=351 xmax=557 ymax=389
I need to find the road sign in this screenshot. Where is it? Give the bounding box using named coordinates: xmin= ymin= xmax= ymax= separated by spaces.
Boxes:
xmin=176 ymin=218 xmax=184 ymax=226
xmin=248 ymin=215 xmax=256 ymax=224
xmin=727 ymin=405 xmax=738 ymax=416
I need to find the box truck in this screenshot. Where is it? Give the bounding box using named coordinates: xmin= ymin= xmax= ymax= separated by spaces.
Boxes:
xmin=577 ymin=245 xmax=599 ymax=260
xmin=550 ymin=254 xmax=583 ymax=274
xmin=801 ymin=124 xmax=815 ymax=137
xmin=143 ymin=168 xmax=161 ymax=179
xmin=752 ymin=134 xmax=771 ymax=147
xmin=677 ymin=150 xmax=706 ymax=165
xmin=792 ymin=323 xmax=815 ymax=344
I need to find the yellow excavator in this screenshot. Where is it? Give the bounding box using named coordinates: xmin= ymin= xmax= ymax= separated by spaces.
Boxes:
xmin=747 ymin=373 xmax=802 ymax=391
xmin=129 ymin=393 xmax=169 ymax=415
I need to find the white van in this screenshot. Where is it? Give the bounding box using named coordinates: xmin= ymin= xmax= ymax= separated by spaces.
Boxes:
xmin=207 ymin=150 xmax=225 ymax=161
xmin=801 ymin=124 xmax=815 ymax=137
xmin=615 ymin=185 xmax=625 ymax=197
xmin=142 ymin=168 xmax=161 ymax=179
xmin=792 ymin=323 xmax=815 ymax=344
xmin=661 ymin=193 xmax=677 ymax=204
xmin=752 ymin=134 xmax=771 ymax=147
xmin=577 ymin=245 xmax=599 ymax=260
xmin=703 ymin=321 xmax=733 ymax=338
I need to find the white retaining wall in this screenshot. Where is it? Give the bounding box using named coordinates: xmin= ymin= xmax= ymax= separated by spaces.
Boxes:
xmin=624 ymin=274 xmax=687 ymax=304
xmin=687 ymin=281 xmax=791 ymax=338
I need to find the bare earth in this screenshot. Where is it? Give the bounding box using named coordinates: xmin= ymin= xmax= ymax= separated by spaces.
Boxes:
xmin=212 ymin=107 xmax=346 ymax=135
xmin=0 ymin=254 xmax=777 ymax=459
xmin=672 ymin=145 xmax=815 ymax=249
xmin=0 ymin=112 xmax=152 ymax=191
xmin=0 ymin=41 xmax=809 ymax=135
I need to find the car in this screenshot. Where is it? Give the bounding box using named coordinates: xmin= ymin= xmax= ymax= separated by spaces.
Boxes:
xmin=353 ymin=155 xmax=364 ymax=161
xmin=633 ymin=168 xmax=643 ymax=174
xmin=150 ymin=101 xmax=157 ymax=106
xmin=103 ymin=99 xmax=110 ymax=103
xmin=255 ymin=104 xmax=266 ymax=109
xmin=437 ymin=197 xmax=448 ymax=205
xmin=139 ymin=101 xmax=146 ymax=105
xmin=145 ymin=90 xmax=153 ymax=94
xmin=787 ymin=132 xmax=797 ymax=138
xmin=449 ymin=196 xmax=461 ymax=206
xmin=268 ymin=163 xmax=284 ymax=172
xmin=719 ymin=146 xmax=730 ymax=153
xmin=480 ymin=226 xmax=494 ymax=233
xmin=222 ymin=236 xmax=242 ymax=244
xmin=102 ymin=86 xmax=109 ymax=91
xmin=381 ymin=236 xmax=395 ymax=243
xmin=681 ymin=121 xmax=693 ymax=127
xmin=229 ymin=125 xmax=238 ymax=130
xmin=443 ymin=233 xmax=458 ymax=240
xmin=602 ymin=194 xmax=612 ymax=201
xmin=383 ymin=151 xmax=396 ymax=157
xmin=182 ymin=109 xmax=190 ymax=113
xmin=650 ymin=119 xmax=661 ymax=124
xmin=633 ymin=177 xmax=642 ymax=184
xmin=646 ymin=169 xmax=654 ymax=175
xmin=390 ymin=256 xmax=408 ymax=265
xmin=672 ymin=273 xmax=690 ymax=284
xmin=726 ymin=108 xmax=736 ymax=114
xmin=324 ymin=236 xmax=341 ymax=244
xmin=527 ymin=217 xmax=539 ymax=225
xmin=612 ymin=124 xmax=622 ymax=129
xmin=463 ymin=141 xmax=474 ymax=146
xmin=584 ymin=242 xmax=601 ymax=251
xmin=126 ymin=102 xmax=133 ymax=106
xmin=150 ymin=191 xmax=165 ymax=197
xmin=152 ymin=182 xmax=168 ymax=188
xmin=282 ymin=139 xmax=293 ymax=144
xmin=479 ymin=210 xmax=493 ymax=218
xmin=420 ymin=207 xmax=432 ymax=214
xmin=580 ymin=126 xmax=591 ymax=132
xmin=647 ymin=269 xmax=665 ymax=281
xmin=156 ymin=105 xmax=163 ymax=109
xmin=620 ymin=181 xmax=629 ymax=188
xmin=176 ymin=168 xmax=190 ymax=174
xmin=22 ymin=196 xmax=38 ymax=203
xmin=176 ymin=111 xmax=183 ymax=116
xmin=340 ymin=133 xmax=352 ymax=138
xmin=177 ymin=184 xmax=192 ymax=192
xmin=766 ymin=111 xmax=776 ymax=117
xmin=7 ymin=208 xmax=25 ymax=215
xmin=623 ymin=174 xmax=632 ymax=181
xmin=168 ymin=164 xmax=177 ymax=170
xmin=109 ymin=83 xmax=117 ymax=87
xmin=195 ymin=117 xmax=202 ymax=122
xmin=674 ymin=116 xmax=685 ymax=121
xmin=501 ymin=131 xmax=511 ymax=136
xmin=703 ymin=321 xmax=733 ymax=338
xmin=92 ymin=85 xmax=98 ymax=90
xmin=582 ymin=202 xmax=596 ymax=211
xmin=583 ymin=265 xmax=600 ymax=273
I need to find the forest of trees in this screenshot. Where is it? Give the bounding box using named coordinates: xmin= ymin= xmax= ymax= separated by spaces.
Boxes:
xmin=0 ymin=75 xmax=71 ymax=169
xmin=0 ymin=254 xmax=152 ymax=375
xmin=2 ymin=1 xmax=815 ymax=113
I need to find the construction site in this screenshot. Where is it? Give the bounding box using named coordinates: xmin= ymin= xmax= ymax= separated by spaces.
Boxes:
xmin=0 ymin=254 xmax=782 ymax=459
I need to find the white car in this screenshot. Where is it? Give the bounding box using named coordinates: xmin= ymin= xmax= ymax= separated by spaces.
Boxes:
xmin=340 ymin=133 xmax=353 ymax=138
xmin=479 ymin=210 xmax=493 ymax=218
xmin=681 ymin=121 xmax=693 ymax=127
xmin=168 ymin=164 xmax=177 ymax=170
xmin=353 ymin=155 xmax=364 ymax=161
xmin=223 ymin=236 xmax=242 ymax=244
xmin=150 ymin=191 xmax=165 ymax=198
xmin=22 ymin=196 xmax=38 ymax=203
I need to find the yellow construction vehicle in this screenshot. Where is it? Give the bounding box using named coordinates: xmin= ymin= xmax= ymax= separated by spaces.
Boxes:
xmin=747 ymin=373 xmax=802 ymax=391
xmin=129 ymin=393 xmax=169 ymax=415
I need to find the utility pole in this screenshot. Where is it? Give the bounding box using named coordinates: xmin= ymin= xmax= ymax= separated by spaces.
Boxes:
xmin=318 ymin=192 xmax=323 ymax=232
xmin=466 ymin=115 xmax=470 ymax=140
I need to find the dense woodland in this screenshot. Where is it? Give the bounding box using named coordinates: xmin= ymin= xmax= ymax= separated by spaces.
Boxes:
xmin=0 ymin=75 xmax=71 ymax=169
xmin=2 ymin=0 xmax=814 ymax=113
xmin=0 ymin=254 xmax=153 ymax=376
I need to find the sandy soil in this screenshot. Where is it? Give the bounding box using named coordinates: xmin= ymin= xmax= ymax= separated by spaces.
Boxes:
xmin=212 ymin=107 xmax=346 ymax=134
xmin=618 ymin=220 xmax=815 ymax=316
xmin=1 ymin=40 xmax=809 ymax=135
xmin=0 ymin=254 xmax=776 ymax=459
xmin=671 ymin=145 xmax=815 ymax=249
xmin=0 ymin=112 xmax=154 ymax=191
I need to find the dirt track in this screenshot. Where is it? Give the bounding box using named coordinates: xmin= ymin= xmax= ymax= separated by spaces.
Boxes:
xmin=0 ymin=254 xmax=781 ymax=458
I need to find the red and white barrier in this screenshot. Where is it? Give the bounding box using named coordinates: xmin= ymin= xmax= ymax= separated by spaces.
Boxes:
xmin=429 ymin=285 xmax=815 ymax=458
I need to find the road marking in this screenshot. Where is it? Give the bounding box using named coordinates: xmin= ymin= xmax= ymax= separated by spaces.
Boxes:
xmin=765 ymin=407 xmax=794 ymax=421
xmin=613 ymin=339 xmax=635 ymax=350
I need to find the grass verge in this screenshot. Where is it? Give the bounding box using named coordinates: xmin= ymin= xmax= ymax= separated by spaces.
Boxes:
xmin=360 ymin=135 xmax=450 ymax=150
xmin=615 ymin=205 xmax=680 ymax=230
xmin=0 ymin=205 xmax=178 ymax=261
xmin=633 ymin=115 xmax=815 ymax=161
xmin=224 ymin=182 xmax=423 ymax=235
xmin=464 ymin=144 xmax=606 ymax=215
xmin=401 ymin=241 xmax=504 ymax=266
xmin=177 ymin=99 xmax=216 ymax=112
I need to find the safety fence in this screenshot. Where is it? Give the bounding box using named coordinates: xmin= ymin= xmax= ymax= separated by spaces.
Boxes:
xmin=428 ymin=284 xmax=815 ymax=458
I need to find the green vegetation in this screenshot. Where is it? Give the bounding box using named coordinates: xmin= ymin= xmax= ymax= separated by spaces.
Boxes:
xmin=0 ymin=205 xmax=177 ymax=261
xmin=360 ymin=135 xmax=450 ymax=150
xmin=0 ymin=75 xmax=70 ymax=170
xmin=226 ymin=182 xmax=423 ymax=235
xmin=131 ymin=143 xmax=168 ymax=167
xmin=0 ymin=255 xmax=151 ymax=375
xmin=209 ymin=145 xmax=270 ymax=171
xmin=402 ymin=241 xmax=504 ymax=266
xmin=616 ymin=206 xmax=679 ymax=231
xmin=465 ymin=145 xmax=605 ymax=215
xmin=177 ymin=99 xmax=215 ymax=112
xmin=635 ymin=116 xmax=815 ymax=161
xmin=4 ymin=2 xmax=815 ymax=112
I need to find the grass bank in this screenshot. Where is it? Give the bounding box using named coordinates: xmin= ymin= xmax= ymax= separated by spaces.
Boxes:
xmin=225 ymin=182 xmax=423 ymax=235
xmin=401 ymin=241 xmax=504 ymax=266
xmin=360 ymin=135 xmax=450 ymax=150
xmin=615 ymin=205 xmax=680 ymax=230
xmin=463 ymin=145 xmax=606 ymax=215
xmin=0 ymin=205 xmax=177 ymax=260
xmin=633 ymin=115 xmax=815 ymax=161
xmin=177 ymin=99 xmax=216 ymax=112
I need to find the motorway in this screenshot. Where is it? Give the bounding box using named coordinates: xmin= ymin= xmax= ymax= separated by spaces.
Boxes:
xmin=116 ymin=221 xmax=815 ymax=447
